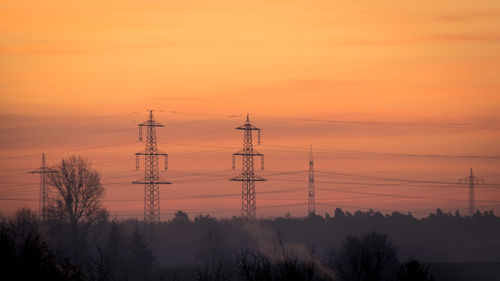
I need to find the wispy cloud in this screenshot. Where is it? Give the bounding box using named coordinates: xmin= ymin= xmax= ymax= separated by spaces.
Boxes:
xmin=0 ymin=39 xmax=184 ymax=55
xmin=431 ymin=11 xmax=500 ymax=22
xmin=424 ymin=34 xmax=500 ymax=43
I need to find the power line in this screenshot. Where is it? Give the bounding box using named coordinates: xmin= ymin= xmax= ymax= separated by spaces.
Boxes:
xmin=315 ymin=170 xmax=500 ymax=188
xmin=255 ymin=114 xmax=500 ymax=130
xmin=0 ymin=141 xmax=136 ymax=161
xmin=0 ymin=128 xmax=136 ymax=143
xmin=261 ymin=144 xmax=500 ymax=160
xmin=316 ymin=187 xmax=500 ymax=204
xmin=269 ymin=175 xmax=500 ymax=190
xmin=0 ymin=112 xmax=137 ymax=132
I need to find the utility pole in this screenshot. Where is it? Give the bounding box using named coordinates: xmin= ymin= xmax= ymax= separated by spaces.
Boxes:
xmin=459 ymin=168 xmax=484 ymax=216
xmin=308 ymin=146 xmax=316 ymax=216
xmin=132 ymin=110 xmax=171 ymax=224
xmin=28 ymin=153 xmax=56 ymax=221
xmin=231 ymin=114 xmax=266 ymax=220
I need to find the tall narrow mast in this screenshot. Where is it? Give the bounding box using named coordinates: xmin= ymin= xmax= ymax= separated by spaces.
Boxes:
xmin=308 ymin=146 xmax=316 ymax=216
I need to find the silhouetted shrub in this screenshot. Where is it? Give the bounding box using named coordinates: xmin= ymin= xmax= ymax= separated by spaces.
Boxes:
xmin=331 ymin=232 xmax=399 ymax=281
xmin=0 ymin=227 xmax=85 ymax=281
xmin=398 ymin=259 xmax=434 ymax=281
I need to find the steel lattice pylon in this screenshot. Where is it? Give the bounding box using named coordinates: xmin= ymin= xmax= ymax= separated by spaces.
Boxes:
xmin=132 ymin=110 xmax=171 ymax=224
xmin=231 ymin=114 xmax=266 ymax=220
xmin=459 ymin=168 xmax=485 ymax=216
xmin=308 ymin=146 xmax=316 ymax=216
xmin=28 ymin=153 xmax=57 ymax=221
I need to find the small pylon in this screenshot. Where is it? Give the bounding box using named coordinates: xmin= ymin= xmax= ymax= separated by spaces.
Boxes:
xmin=132 ymin=110 xmax=171 ymax=224
xmin=308 ymin=146 xmax=316 ymax=216
xmin=459 ymin=168 xmax=485 ymax=216
xmin=28 ymin=153 xmax=57 ymax=221
xmin=231 ymin=114 xmax=266 ymax=220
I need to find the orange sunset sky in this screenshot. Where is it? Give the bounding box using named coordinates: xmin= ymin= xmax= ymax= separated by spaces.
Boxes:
xmin=1 ymin=0 xmax=500 ymax=219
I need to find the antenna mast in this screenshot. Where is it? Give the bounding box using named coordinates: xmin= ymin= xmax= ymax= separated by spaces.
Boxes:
xmin=308 ymin=146 xmax=316 ymax=216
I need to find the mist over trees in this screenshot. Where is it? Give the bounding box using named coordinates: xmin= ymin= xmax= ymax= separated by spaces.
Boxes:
xmin=2 ymin=155 xmax=500 ymax=280
xmin=1 ymin=206 xmax=500 ymax=281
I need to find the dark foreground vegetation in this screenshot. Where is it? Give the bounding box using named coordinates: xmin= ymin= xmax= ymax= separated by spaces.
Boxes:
xmin=1 ymin=208 xmax=499 ymax=281
xmin=3 ymin=156 xmax=498 ymax=280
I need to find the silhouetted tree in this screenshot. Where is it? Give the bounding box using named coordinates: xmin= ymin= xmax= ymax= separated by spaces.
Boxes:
xmin=47 ymin=155 xmax=108 ymax=259
xmin=194 ymin=227 xmax=232 ymax=281
xmin=331 ymin=232 xmax=399 ymax=281
xmin=173 ymin=210 xmax=190 ymax=224
xmin=398 ymin=259 xmax=434 ymax=281
xmin=0 ymin=227 xmax=85 ymax=281
xmin=236 ymin=250 xmax=273 ymax=281
xmin=195 ymin=214 xmax=217 ymax=225
xmin=9 ymin=208 xmax=38 ymax=243
xmin=235 ymin=248 xmax=323 ymax=281
xmin=47 ymin=155 xmax=108 ymax=226
xmin=105 ymin=222 xmax=129 ymax=281
xmin=129 ymin=228 xmax=154 ymax=281
xmin=88 ymin=247 xmax=112 ymax=281
xmin=0 ymin=227 xmax=18 ymax=280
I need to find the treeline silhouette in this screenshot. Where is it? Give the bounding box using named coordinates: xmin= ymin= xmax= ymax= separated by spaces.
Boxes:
xmin=1 ymin=207 xmax=499 ymax=281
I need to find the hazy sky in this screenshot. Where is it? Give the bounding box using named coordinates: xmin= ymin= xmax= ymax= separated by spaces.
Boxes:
xmin=1 ymin=1 xmax=500 ymax=219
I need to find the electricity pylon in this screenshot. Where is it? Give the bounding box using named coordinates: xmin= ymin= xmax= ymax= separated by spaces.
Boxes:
xmin=459 ymin=168 xmax=485 ymax=216
xmin=28 ymin=153 xmax=57 ymax=221
xmin=132 ymin=110 xmax=171 ymax=224
xmin=231 ymin=114 xmax=266 ymax=220
xmin=308 ymin=146 xmax=316 ymax=216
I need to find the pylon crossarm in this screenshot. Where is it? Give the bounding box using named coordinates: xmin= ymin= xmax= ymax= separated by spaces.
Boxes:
xmin=230 ymin=175 xmax=267 ymax=181
xmin=28 ymin=167 xmax=57 ymax=174
xmin=233 ymin=151 xmax=263 ymax=156
xmin=235 ymin=124 xmax=260 ymax=130
xmin=132 ymin=179 xmax=172 ymax=184
xmin=139 ymin=121 xmax=164 ymax=127
xmin=136 ymin=151 xmax=168 ymax=156
xmin=233 ymin=148 xmax=263 ymax=156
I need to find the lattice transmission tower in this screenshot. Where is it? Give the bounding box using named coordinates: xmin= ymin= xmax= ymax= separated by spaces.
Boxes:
xmin=132 ymin=110 xmax=171 ymax=224
xmin=308 ymin=146 xmax=316 ymax=216
xmin=231 ymin=114 xmax=266 ymax=220
xmin=28 ymin=153 xmax=57 ymax=221
xmin=459 ymin=168 xmax=484 ymax=216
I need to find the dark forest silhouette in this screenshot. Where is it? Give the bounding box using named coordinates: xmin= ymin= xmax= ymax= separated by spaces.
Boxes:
xmin=2 ymin=207 xmax=500 ymax=281
xmin=2 ymin=156 xmax=500 ymax=281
